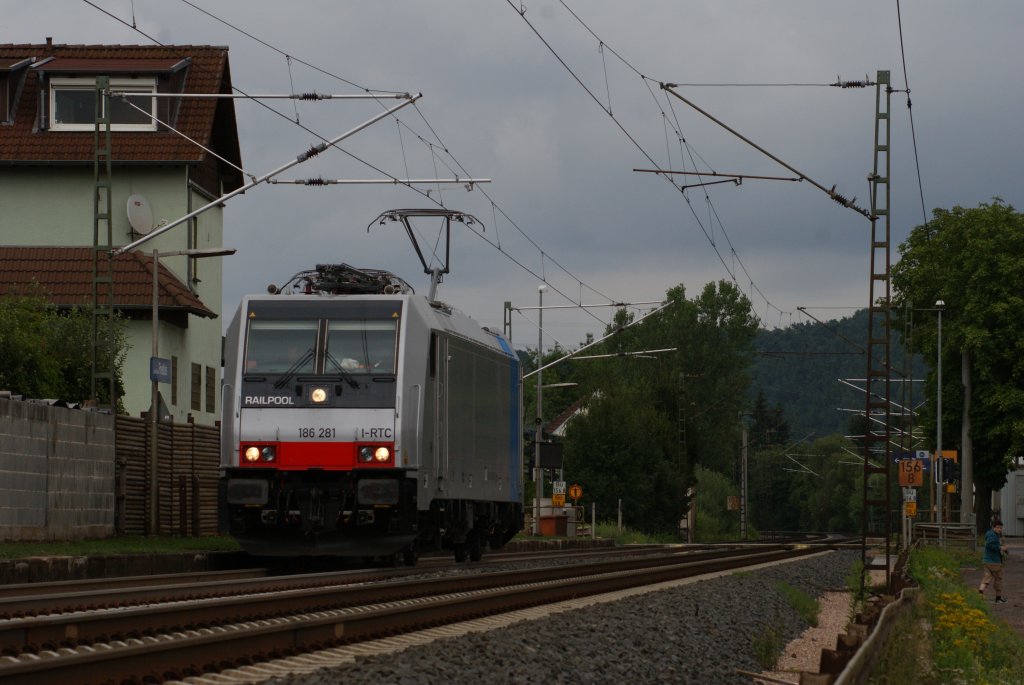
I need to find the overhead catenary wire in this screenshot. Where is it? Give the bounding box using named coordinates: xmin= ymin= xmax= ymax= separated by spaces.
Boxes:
xmin=523 ymin=299 xmax=676 ymax=379
xmin=509 ymin=0 xmax=865 ymax=328
xmin=895 ymin=0 xmax=931 ymax=229
xmin=84 ymin=0 xmax=626 ymax=334
xmin=659 ymin=84 xmax=872 ymax=219
xmin=113 ymin=94 xmax=421 ymax=255
xmin=80 ymin=0 xmax=447 ymax=211
xmin=506 ymin=0 xmax=778 ymax=325
xmin=111 ymin=92 xmax=254 ymax=182
xmin=269 ymin=178 xmax=491 ymax=186
xmin=174 ymin=0 xmax=628 ymax=331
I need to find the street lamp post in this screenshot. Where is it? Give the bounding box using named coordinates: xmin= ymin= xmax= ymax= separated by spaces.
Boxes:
xmin=149 ymin=247 xmax=235 ymax=535
xmin=533 ymin=284 xmax=546 ymax=535
xmin=532 ymin=282 xmax=548 ymax=532
xmin=935 ymin=299 xmax=945 ymax=543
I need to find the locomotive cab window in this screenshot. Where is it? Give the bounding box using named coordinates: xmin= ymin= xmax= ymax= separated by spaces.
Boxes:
xmin=326 ymin=319 xmax=398 ymax=374
xmin=244 ymin=320 xmax=318 ymax=374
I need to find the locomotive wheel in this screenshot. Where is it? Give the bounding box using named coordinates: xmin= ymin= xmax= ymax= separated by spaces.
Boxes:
xmin=453 ymin=544 xmax=468 ymax=563
xmin=468 ymin=533 xmax=483 ymax=562
xmin=402 ymin=546 xmax=419 ymax=566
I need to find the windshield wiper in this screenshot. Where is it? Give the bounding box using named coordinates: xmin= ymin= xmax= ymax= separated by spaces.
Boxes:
xmin=273 ymin=348 xmax=316 ymax=389
xmin=325 ymin=351 xmax=361 ymax=389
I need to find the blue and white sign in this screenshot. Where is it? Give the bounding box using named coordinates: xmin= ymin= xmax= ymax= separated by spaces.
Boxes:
xmin=150 ymin=356 xmax=172 ymax=384
xmin=893 ymin=450 xmax=931 ymax=470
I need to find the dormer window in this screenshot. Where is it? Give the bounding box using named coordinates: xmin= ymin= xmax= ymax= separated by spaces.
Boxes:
xmin=49 ymin=76 xmax=157 ymax=131
xmin=1 ymin=57 xmax=32 ymax=124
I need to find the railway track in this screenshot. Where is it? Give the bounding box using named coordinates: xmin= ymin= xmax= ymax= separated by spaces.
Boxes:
xmin=0 ymin=544 xmax=673 ymax=618
xmin=0 ymin=544 xmax=824 ymax=684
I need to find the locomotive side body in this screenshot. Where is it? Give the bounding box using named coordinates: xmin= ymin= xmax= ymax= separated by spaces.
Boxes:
xmin=220 ymin=291 xmax=522 ymax=560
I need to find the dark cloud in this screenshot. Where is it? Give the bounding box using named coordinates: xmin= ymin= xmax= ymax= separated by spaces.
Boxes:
xmin=6 ymin=1 xmax=1022 ymax=347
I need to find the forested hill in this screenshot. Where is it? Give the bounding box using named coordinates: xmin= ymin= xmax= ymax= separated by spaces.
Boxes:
xmin=750 ymin=309 xmax=925 ymax=441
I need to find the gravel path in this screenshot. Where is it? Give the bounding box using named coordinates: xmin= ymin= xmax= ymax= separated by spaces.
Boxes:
xmin=263 ymin=550 xmax=859 ymax=685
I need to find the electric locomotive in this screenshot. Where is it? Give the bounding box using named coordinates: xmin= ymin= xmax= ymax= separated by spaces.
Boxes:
xmin=220 ymin=262 xmax=523 ymax=563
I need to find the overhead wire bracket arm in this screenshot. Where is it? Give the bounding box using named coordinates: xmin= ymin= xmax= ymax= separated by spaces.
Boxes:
xmin=113 ymin=93 xmax=421 ymax=255
xmin=680 ymin=178 xmax=740 ymax=191
xmin=115 ymin=91 xmax=415 ymax=101
xmin=270 ymin=177 xmax=490 ymax=188
xmin=659 ymin=83 xmax=872 ymax=219
xmin=633 ymin=168 xmax=800 ymax=183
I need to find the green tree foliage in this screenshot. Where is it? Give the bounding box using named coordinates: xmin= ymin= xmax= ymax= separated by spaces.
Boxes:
xmin=0 ymin=288 xmax=127 ymax=406
xmin=751 ymin=309 xmax=924 ymax=440
xmin=692 ymin=465 xmax=741 ymax=540
xmin=747 ymin=435 xmax=862 ymax=533
xmin=750 ymin=388 xmax=790 ymax=448
xmin=558 ymin=280 xmax=758 ymax=535
xmin=892 ymin=200 xmax=1024 ymax=520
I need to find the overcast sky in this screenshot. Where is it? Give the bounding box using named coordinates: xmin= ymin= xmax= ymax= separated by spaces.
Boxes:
xmin=6 ymin=1 xmax=1023 ymax=350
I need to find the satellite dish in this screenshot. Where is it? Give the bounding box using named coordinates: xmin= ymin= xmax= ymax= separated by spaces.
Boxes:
xmin=127 ymin=194 xmax=154 ymax=234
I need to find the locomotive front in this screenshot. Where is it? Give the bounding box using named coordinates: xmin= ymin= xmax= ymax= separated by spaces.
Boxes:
xmin=221 ymin=293 xmax=416 ymax=556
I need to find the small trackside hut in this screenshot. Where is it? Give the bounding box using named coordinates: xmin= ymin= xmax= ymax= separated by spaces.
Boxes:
xmin=221 ymin=259 xmax=523 ymax=564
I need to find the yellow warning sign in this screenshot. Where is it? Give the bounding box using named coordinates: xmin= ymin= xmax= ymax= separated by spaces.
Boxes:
xmin=904 ymin=502 xmax=917 ymax=517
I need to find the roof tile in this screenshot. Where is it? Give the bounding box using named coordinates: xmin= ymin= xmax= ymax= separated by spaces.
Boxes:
xmin=0 ymin=43 xmax=241 ymax=189
xmin=0 ymin=246 xmax=216 ymax=318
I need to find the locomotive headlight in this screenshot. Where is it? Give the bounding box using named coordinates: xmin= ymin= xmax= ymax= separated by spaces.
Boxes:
xmin=243 ymin=445 xmax=276 ymax=463
xmin=310 ymin=387 xmax=328 ymax=403
xmin=358 ymin=446 xmax=392 ymax=463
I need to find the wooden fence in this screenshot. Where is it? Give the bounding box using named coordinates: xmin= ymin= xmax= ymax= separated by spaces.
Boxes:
xmin=115 ymin=415 xmax=221 ymax=536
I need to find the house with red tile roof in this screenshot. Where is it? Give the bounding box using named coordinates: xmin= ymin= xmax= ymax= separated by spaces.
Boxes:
xmin=0 ymin=40 xmax=242 ymax=424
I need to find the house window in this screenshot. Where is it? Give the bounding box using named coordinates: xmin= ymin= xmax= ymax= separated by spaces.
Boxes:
xmin=205 ymin=366 xmax=216 ymax=414
xmin=191 ymin=362 xmax=202 ymax=411
xmin=49 ymin=76 xmax=157 ymax=131
xmin=171 ymin=356 xmax=178 ymax=406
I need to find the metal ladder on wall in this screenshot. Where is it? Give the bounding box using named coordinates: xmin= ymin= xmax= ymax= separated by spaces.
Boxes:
xmin=92 ymin=75 xmax=117 ymax=412
xmin=861 ymin=70 xmax=893 ymax=589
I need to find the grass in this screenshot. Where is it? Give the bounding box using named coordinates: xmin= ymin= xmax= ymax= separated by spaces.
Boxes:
xmin=776 ymin=580 xmax=820 ymax=627
xmin=591 ymin=522 xmax=679 ymax=544
xmin=868 ymin=545 xmax=1024 ymax=685
xmin=750 ymin=581 xmax=820 ymax=671
xmin=753 ymin=624 xmax=785 ymax=670
xmin=0 ymin=535 xmax=242 ymax=559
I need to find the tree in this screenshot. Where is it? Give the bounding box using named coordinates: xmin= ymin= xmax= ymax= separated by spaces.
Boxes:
xmin=0 ymin=288 xmax=127 ymax=406
xmin=750 ymin=387 xmax=791 ymax=448
xmin=892 ymin=199 xmax=1024 ymax=529
xmin=560 ymin=280 xmax=759 ymax=535
xmin=747 ymin=435 xmax=862 ymax=533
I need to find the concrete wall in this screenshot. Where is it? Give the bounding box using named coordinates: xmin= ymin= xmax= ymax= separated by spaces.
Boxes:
xmin=0 ymin=398 xmax=116 ymax=540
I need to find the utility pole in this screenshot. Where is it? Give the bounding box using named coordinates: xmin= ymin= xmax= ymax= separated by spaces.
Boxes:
xmin=936 ymin=301 xmax=944 ymax=543
xmin=740 ymin=418 xmax=749 ymax=541
xmin=91 ymin=76 xmax=116 ymax=412
xmin=533 ymin=284 xmax=546 ymax=534
xmin=860 ymin=69 xmax=893 ymax=590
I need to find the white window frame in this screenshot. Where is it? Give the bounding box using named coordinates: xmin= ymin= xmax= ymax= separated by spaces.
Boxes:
xmin=49 ymin=76 xmax=157 ymax=131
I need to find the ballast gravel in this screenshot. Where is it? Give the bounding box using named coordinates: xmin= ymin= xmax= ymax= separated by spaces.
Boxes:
xmin=265 ymin=550 xmax=860 ymax=685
